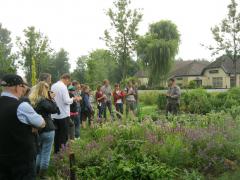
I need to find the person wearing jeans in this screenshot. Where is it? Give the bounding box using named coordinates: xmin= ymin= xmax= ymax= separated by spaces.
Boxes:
xmin=113 ymin=84 xmax=125 ymax=120
xmin=29 ymin=81 xmax=60 ymax=179
xmin=101 ymin=79 xmax=114 ymax=121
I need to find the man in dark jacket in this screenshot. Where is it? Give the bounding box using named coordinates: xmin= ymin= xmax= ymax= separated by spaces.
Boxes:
xmin=0 ymin=74 xmax=45 ymax=180
xmin=166 ymin=78 xmax=181 ymax=116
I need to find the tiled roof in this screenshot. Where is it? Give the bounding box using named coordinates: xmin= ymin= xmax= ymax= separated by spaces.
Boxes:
xmin=203 ymin=55 xmax=240 ymax=74
xmin=169 ymin=60 xmax=210 ymax=77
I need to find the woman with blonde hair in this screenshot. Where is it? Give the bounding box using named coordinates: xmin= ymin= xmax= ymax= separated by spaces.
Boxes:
xmin=29 ymin=81 xmax=60 ymax=179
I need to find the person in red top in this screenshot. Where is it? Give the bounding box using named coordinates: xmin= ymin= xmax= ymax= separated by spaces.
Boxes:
xmin=113 ymin=84 xmax=125 ymax=119
xmin=95 ymin=85 xmax=106 ymax=122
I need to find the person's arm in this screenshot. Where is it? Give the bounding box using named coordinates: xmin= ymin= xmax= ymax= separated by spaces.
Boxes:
xmin=171 ymin=87 xmax=181 ymax=99
xmin=61 ymin=86 xmax=74 ymax=105
xmin=17 ymin=102 xmax=45 ymax=128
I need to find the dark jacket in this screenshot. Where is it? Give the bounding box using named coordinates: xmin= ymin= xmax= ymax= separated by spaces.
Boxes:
xmin=69 ymin=93 xmax=78 ymax=113
xmin=81 ymin=92 xmax=92 ymax=114
xmin=0 ymin=96 xmax=35 ymax=163
xmin=35 ymin=98 xmax=60 ymax=132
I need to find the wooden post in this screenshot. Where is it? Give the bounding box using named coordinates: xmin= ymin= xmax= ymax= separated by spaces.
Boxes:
xmin=69 ymin=152 xmax=76 ymax=180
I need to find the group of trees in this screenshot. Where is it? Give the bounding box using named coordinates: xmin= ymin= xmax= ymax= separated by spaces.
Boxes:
xmin=1 ymin=0 xmax=239 ymax=87
xmin=0 ymin=25 xmax=70 ymax=85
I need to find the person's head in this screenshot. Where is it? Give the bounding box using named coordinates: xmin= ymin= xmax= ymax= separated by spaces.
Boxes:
xmin=0 ymin=74 xmax=28 ymax=98
xmin=127 ymin=81 xmax=133 ymax=88
xmin=68 ymin=85 xmax=76 ymax=94
xmin=72 ymin=80 xmax=81 ymax=91
xmin=103 ymin=79 xmax=109 ymax=86
xmin=60 ymin=73 xmax=71 ymax=86
xmin=39 ymin=73 xmax=51 ymax=85
xmin=82 ymin=85 xmax=90 ymax=93
xmin=115 ymin=83 xmax=120 ymax=90
xmin=168 ymin=78 xmax=176 ymax=87
xmin=97 ymin=85 xmax=102 ymax=91
xmin=29 ymin=81 xmax=50 ymax=106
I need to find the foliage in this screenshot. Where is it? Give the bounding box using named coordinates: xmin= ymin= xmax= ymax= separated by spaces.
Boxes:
xmin=207 ymin=0 xmax=240 ymax=86
xmin=50 ymin=111 xmax=240 ymax=179
xmin=50 ymin=48 xmax=70 ymax=82
xmin=0 ymin=23 xmax=16 ymax=78
xmin=103 ymin=0 xmax=142 ymax=79
xmin=31 ymin=57 xmax=36 ymax=85
xmin=137 ymin=20 xmax=180 ymax=85
xmin=17 ymin=26 xmax=53 ymax=85
xmin=71 ymin=55 xmax=88 ymax=84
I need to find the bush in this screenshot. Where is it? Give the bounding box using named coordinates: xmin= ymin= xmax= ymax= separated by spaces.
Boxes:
xmin=181 ymin=89 xmax=211 ymax=114
xmin=139 ymin=92 xmax=159 ymax=105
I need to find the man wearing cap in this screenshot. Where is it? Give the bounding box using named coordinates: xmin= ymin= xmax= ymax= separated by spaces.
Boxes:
xmin=0 ymin=74 xmax=45 ymax=180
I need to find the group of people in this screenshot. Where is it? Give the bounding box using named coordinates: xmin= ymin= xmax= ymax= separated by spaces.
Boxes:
xmin=0 ymin=72 xmax=139 ymax=180
xmin=0 ymin=71 xmax=180 ymax=180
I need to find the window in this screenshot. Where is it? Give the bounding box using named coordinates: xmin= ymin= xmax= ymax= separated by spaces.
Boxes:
xmin=209 ymin=70 xmax=219 ymax=74
xmin=212 ymin=77 xmax=223 ymax=88
xmin=176 ymin=77 xmax=183 ymax=80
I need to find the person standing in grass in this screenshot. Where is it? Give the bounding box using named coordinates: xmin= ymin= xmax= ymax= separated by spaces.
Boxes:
xmin=72 ymin=81 xmax=82 ymax=139
xmin=51 ymin=74 xmax=81 ymax=153
xmin=113 ymin=84 xmax=125 ymax=120
xmin=125 ymin=81 xmax=137 ymax=117
xmin=101 ymin=79 xmax=114 ymax=121
xmin=29 ymin=81 xmax=60 ymax=179
xmin=166 ymin=78 xmax=181 ymax=116
xmin=96 ymin=85 xmax=106 ymax=123
xmin=68 ymin=85 xmax=79 ymax=140
xmin=81 ymin=85 xmax=94 ymax=128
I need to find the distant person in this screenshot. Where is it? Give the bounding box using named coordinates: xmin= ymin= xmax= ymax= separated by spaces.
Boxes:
xmin=125 ymin=81 xmax=137 ymax=117
xmin=68 ymin=85 xmax=78 ymax=140
xmin=29 ymin=81 xmax=60 ymax=179
xmin=51 ymin=74 xmax=80 ymax=153
xmin=101 ymin=79 xmax=114 ymax=121
xmin=166 ymin=78 xmax=181 ymax=116
xmin=31 ymin=73 xmax=52 ymax=92
xmin=96 ymin=85 xmax=106 ymax=123
xmin=113 ymin=84 xmax=125 ymax=119
xmin=81 ymin=85 xmax=94 ymax=128
xmin=71 ymin=81 xmax=82 ymax=139
xmin=0 ymin=74 xmax=45 ymax=180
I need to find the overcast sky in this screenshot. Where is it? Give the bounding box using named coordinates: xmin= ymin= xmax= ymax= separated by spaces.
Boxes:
xmin=0 ymin=0 xmax=232 ymax=71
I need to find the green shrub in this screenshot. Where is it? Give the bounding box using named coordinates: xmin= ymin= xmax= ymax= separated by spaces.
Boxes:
xmin=139 ymin=92 xmax=159 ymax=105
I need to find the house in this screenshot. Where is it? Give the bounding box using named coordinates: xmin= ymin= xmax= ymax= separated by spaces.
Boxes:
xmin=134 ymin=56 xmax=240 ymax=89
xmin=134 ymin=70 xmax=149 ymax=86
xmin=169 ymin=60 xmax=210 ymax=87
xmin=202 ymin=55 xmax=240 ymax=88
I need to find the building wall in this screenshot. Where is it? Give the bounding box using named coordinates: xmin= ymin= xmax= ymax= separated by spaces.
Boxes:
xmin=175 ymin=76 xmax=207 ymax=87
xmin=138 ymin=77 xmax=149 ymax=86
xmin=203 ymin=68 xmax=230 ymax=88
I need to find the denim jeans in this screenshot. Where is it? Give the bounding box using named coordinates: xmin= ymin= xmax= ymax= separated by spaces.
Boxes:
xmin=74 ymin=107 xmax=81 ymax=138
xmin=36 ymin=131 xmax=55 ymax=170
xmin=115 ymin=103 xmax=123 ymax=119
xmin=103 ymin=100 xmax=114 ymax=120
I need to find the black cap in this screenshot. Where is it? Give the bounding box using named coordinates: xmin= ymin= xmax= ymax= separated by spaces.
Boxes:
xmin=0 ymin=74 xmax=28 ymax=87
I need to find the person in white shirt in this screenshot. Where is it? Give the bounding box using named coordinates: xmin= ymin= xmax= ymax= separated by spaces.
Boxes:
xmin=51 ymin=73 xmax=80 ymax=153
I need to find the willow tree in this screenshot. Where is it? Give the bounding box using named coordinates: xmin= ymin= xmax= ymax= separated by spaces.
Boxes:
xmin=137 ymin=20 xmax=180 ymax=86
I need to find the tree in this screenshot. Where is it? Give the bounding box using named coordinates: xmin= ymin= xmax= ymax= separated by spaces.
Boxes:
xmin=208 ymin=0 xmax=240 ymax=87
xmin=71 ymin=55 xmax=88 ymax=83
xmin=85 ymin=49 xmax=119 ymax=88
xmin=0 ymin=23 xmax=16 ymax=78
xmin=50 ymin=48 xmax=70 ymax=82
xmin=103 ymin=0 xmax=142 ymax=80
xmin=137 ymin=20 xmax=180 ymax=86
xmin=17 ymin=26 xmax=52 ymax=84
